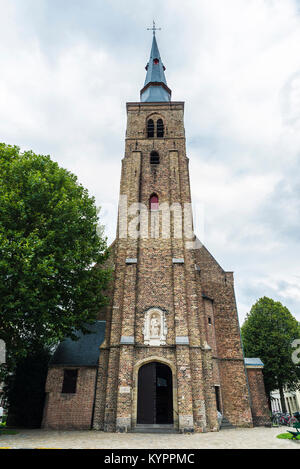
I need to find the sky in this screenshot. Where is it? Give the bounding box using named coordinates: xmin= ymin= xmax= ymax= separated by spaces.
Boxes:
xmin=0 ymin=0 xmax=300 ymax=324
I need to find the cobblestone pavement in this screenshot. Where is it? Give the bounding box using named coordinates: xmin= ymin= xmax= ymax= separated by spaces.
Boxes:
xmin=0 ymin=427 xmax=300 ymax=449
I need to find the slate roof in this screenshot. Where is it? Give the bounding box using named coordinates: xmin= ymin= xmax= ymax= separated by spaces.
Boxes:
xmin=141 ymin=35 xmax=171 ymax=103
xmin=144 ymin=35 xmax=168 ymax=87
xmin=244 ymin=357 xmax=264 ymax=367
xmin=49 ymin=321 xmax=106 ymax=367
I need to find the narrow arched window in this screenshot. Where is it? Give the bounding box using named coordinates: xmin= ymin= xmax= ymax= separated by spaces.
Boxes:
xmin=149 ymin=194 xmax=159 ymax=211
xmin=150 ymin=151 xmax=160 ymax=165
xmin=147 ymin=119 xmax=154 ymax=138
xmin=157 ymin=119 xmax=164 ymax=138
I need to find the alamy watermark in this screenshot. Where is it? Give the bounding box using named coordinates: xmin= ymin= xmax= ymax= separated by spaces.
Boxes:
xmin=116 ymin=195 xmax=204 ymax=249
xmin=292 ymin=339 xmax=300 ymax=365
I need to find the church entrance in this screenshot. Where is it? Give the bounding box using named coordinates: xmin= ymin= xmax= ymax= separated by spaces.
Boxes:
xmin=137 ymin=362 xmax=173 ymax=425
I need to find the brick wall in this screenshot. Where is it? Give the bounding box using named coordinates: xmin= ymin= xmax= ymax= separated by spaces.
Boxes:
xmin=43 ymin=367 xmax=97 ymax=430
xmin=246 ymin=367 xmax=270 ymax=426
xmin=42 ymin=100 xmax=268 ymax=432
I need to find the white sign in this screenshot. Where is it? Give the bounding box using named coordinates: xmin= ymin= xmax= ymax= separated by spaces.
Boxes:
xmin=119 ymin=386 xmax=131 ymax=394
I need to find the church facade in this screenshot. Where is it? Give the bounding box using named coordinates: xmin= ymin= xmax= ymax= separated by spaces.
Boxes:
xmin=42 ymin=33 xmax=270 ymax=433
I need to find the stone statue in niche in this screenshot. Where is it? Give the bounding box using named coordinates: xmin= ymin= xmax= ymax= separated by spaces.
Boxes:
xmin=150 ymin=314 xmax=161 ymax=337
xmin=143 ymin=308 xmax=167 ymax=346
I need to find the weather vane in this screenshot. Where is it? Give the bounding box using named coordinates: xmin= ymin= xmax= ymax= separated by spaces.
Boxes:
xmin=147 ymin=20 xmax=161 ymax=36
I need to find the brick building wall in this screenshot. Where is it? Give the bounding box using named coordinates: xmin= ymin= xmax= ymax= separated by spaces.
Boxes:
xmin=43 ymin=367 xmax=97 ymax=430
xmin=246 ymin=367 xmax=270 ymax=426
xmin=42 ymin=99 xmax=269 ymax=432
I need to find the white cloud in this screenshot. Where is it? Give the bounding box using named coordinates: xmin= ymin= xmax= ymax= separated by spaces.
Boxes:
xmin=0 ymin=0 xmax=299 ymax=323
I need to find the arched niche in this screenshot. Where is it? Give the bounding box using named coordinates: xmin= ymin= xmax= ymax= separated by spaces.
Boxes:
xmin=142 ymin=307 xmax=167 ymax=346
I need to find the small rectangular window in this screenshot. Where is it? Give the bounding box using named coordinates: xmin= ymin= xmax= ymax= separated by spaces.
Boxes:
xmin=150 ymin=151 xmax=160 ymax=165
xmin=208 ymin=317 xmax=212 ymax=325
xmin=62 ymin=369 xmax=78 ymax=394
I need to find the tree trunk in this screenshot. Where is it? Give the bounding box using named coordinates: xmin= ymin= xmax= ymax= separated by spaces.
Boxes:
xmin=279 ymin=385 xmax=287 ymax=413
xmin=266 ymin=392 xmax=272 ymax=411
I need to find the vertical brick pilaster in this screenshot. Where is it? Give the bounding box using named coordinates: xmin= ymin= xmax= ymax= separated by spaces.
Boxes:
xmin=93 ymin=347 xmax=109 ymax=430
xmin=176 ymin=346 xmax=194 ymax=432
xmin=116 ymin=345 xmax=134 ymax=431
xmin=202 ymin=345 xmax=218 ymax=431
xmin=103 ymin=347 xmax=120 ymax=432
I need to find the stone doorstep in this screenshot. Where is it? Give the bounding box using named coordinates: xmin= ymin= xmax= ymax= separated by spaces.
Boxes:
xmin=220 ymin=416 xmax=236 ymax=430
xmin=136 ymin=424 xmax=174 ymax=428
xmin=131 ymin=424 xmax=179 ymax=434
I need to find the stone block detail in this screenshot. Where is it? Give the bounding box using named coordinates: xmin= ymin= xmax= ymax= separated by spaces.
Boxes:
xmin=176 ymin=336 xmax=189 ymax=345
xmin=120 ymin=336 xmax=135 ymax=344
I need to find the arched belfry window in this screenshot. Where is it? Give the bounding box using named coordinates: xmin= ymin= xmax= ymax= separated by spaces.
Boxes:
xmin=149 ymin=194 xmax=159 ymax=211
xmin=157 ymin=119 xmax=164 ymax=138
xmin=147 ymin=119 xmax=154 ymax=138
xmin=150 ymin=151 xmax=160 ymax=165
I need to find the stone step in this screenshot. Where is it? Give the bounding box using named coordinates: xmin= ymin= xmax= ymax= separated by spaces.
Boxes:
xmin=131 ymin=424 xmax=178 ymax=434
xmin=220 ymin=417 xmax=235 ymax=430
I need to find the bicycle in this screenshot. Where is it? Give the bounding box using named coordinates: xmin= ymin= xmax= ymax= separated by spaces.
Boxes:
xmin=271 ymin=412 xmax=281 ymax=426
xmin=278 ymin=413 xmax=296 ymax=426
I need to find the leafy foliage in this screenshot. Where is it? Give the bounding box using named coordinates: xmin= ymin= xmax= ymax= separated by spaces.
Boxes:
xmin=0 ymin=143 xmax=110 ymax=370
xmin=276 ymin=432 xmax=300 ymax=440
xmin=241 ymin=297 xmax=300 ymax=408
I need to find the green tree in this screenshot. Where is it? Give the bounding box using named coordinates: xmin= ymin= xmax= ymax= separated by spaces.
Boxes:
xmin=241 ymin=297 xmax=300 ymax=413
xmin=0 ymin=143 xmax=110 ymax=372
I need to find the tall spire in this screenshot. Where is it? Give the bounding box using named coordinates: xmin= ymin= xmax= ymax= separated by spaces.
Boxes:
xmin=140 ymin=24 xmax=171 ymax=103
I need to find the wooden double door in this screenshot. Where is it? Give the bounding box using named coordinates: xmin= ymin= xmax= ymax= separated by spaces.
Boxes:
xmin=137 ymin=362 xmax=173 ymax=425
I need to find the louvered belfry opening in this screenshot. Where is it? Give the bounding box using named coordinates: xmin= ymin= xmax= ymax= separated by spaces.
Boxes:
xmin=150 ymin=151 xmax=160 ymax=165
xmin=157 ymin=119 xmax=164 ymax=137
xmin=147 ymin=119 xmax=154 ymax=138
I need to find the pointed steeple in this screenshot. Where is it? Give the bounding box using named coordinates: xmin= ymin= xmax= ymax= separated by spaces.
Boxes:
xmin=140 ymin=31 xmax=171 ymax=103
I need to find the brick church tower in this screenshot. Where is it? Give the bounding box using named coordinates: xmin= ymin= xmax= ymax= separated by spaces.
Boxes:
xmin=92 ymin=31 xmax=254 ymax=433
xmin=42 ymin=30 xmax=270 ymax=432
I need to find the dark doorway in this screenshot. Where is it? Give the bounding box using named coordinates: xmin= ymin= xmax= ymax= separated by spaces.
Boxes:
xmin=215 ymin=386 xmax=221 ymax=412
xmin=137 ymin=362 xmax=173 ymax=425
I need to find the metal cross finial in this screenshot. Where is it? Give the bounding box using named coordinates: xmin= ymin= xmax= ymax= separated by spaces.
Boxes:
xmin=147 ymin=20 xmax=161 ymax=36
